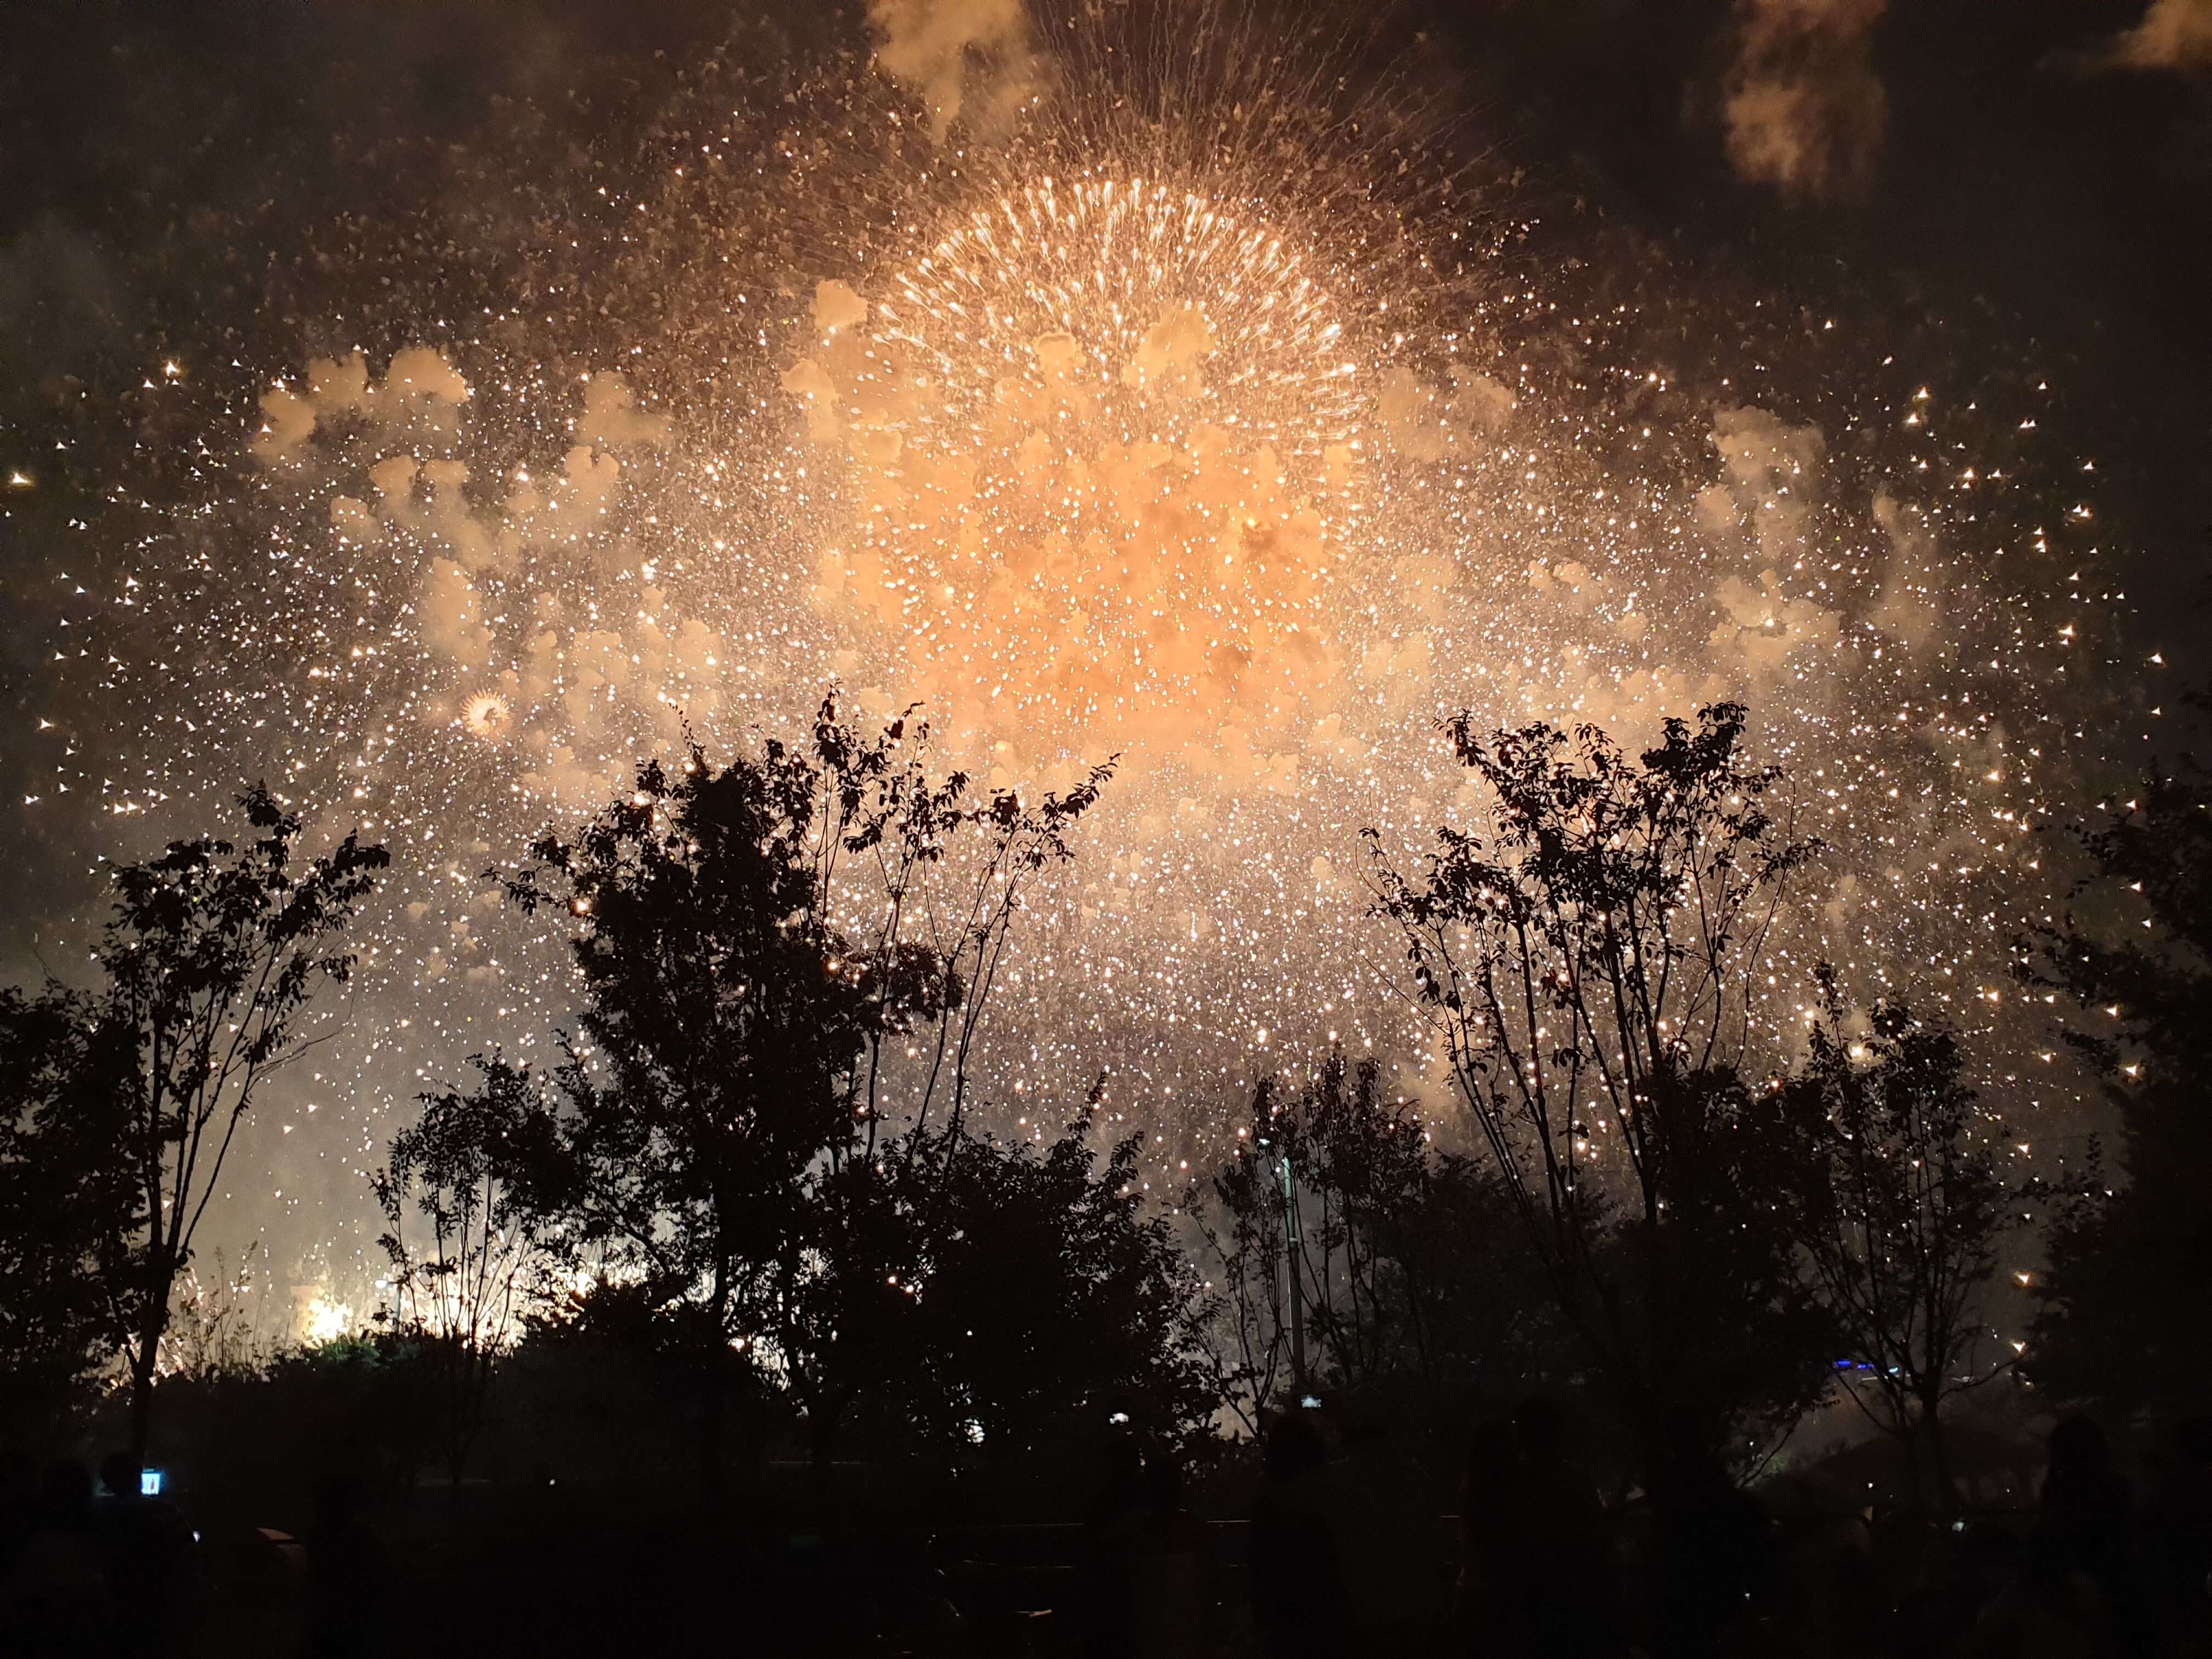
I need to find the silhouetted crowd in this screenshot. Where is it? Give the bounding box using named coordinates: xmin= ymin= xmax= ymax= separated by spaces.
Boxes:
xmin=1088 ymin=1404 xmax=2212 ymax=1659
xmin=0 ymin=1450 xmax=202 ymax=1655
xmin=7 ymin=1408 xmax=2212 ymax=1656
xmin=0 ymin=1448 xmax=398 ymax=1659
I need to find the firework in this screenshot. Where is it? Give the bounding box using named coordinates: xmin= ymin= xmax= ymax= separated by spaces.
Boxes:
xmin=28 ymin=1 xmax=2129 ymax=1289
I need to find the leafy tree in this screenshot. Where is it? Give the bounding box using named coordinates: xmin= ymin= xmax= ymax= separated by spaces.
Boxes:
xmin=492 ymin=697 xmax=1109 ymax=1479
xmin=889 ymin=1113 xmax=1217 ymax=1460
xmin=0 ymin=791 xmax=382 ymax=1454
xmin=373 ymin=1059 xmax=558 ymax=1485
xmin=1215 ymin=1055 xmax=1452 ymax=1401
xmin=505 ymin=1276 xmax=779 ymax=1490
xmin=1192 ymin=1051 xmax=1567 ymax=1433
xmin=159 ymin=1244 xmax=279 ymax=1381
xmin=0 ymin=987 xmax=137 ymax=1443
xmin=97 ymin=786 xmax=386 ymax=1457
xmin=1191 ymin=1102 xmax=1297 ymax=1432
xmin=1768 ymin=973 xmax=2044 ymax=1508
xmin=1367 ymin=704 xmax=1831 ymax=1452
xmin=2026 ymin=758 xmax=2212 ymax=1436
xmin=148 ymin=1329 xmax=442 ymax=1523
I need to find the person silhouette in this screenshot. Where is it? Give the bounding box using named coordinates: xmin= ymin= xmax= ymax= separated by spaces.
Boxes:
xmin=0 ymin=1459 xmax=113 ymax=1656
xmin=94 ymin=1451 xmax=200 ymax=1651
xmin=2032 ymin=1415 xmax=2157 ymax=1657
xmin=1130 ymin=1453 xmax=1211 ymax=1659
xmin=1322 ymin=1402 xmax=1449 ymax=1652
xmin=2147 ymin=1417 xmax=2212 ymax=1651
xmin=302 ymin=1468 xmax=392 ymax=1659
xmin=1081 ymin=1431 xmax=1148 ymax=1658
xmin=1250 ymin=1412 xmax=1349 ymax=1659
xmin=1458 ymin=1418 xmax=1525 ymax=1656
xmin=0 ymin=1450 xmax=37 ymax=1582
xmin=1508 ymin=1398 xmax=1623 ymax=1658
xmin=1456 ymin=1406 xmax=1623 ymax=1658
xmin=1643 ymin=1409 xmax=1771 ymax=1659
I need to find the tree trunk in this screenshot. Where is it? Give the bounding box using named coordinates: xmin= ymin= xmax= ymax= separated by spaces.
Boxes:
xmin=807 ymin=1396 xmax=842 ymax=1506
xmin=699 ymin=1364 xmax=726 ymax=1501
xmin=1914 ymin=1390 xmax=1956 ymax=1513
xmin=128 ymin=1325 xmax=161 ymax=1463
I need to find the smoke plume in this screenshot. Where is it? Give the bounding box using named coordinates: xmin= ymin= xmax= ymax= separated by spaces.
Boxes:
xmin=2101 ymin=0 xmax=2212 ymax=70
xmin=1722 ymin=0 xmax=1889 ymax=200
xmin=867 ymin=0 xmax=1045 ymax=140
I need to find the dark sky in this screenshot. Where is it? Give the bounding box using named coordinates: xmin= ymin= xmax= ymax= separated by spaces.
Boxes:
xmin=1425 ymin=0 xmax=2210 ymax=608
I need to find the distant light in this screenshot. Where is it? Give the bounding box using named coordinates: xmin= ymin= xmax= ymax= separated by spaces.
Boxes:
xmin=1300 ymin=1395 xmax=1322 ymax=1409
xmin=140 ymin=1468 xmax=165 ymax=1498
xmin=1108 ymin=1410 xmax=1130 ymax=1426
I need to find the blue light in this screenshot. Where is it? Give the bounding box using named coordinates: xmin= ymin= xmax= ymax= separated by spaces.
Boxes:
xmin=139 ymin=1468 xmax=164 ymax=1497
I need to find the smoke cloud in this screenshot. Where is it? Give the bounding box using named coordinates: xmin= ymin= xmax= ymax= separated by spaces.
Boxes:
xmin=2100 ymin=0 xmax=2212 ymax=70
xmin=1722 ymin=0 xmax=1889 ymax=200
xmin=263 ymin=351 xmax=718 ymax=808
xmin=867 ymin=0 xmax=1045 ymax=141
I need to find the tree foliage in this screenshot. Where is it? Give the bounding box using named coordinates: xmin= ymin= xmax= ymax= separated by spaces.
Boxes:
xmin=0 ymin=986 xmax=138 ymax=1442
xmin=98 ymin=785 xmax=386 ymax=1454
xmin=2026 ymin=757 xmax=2212 ymax=1435
xmin=874 ymin=1114 xmax=1216 ymax=1459
xmin=1368 ymin=704 xmax=1831 ymax=1447
xmin=1768 ymin=973 xmax=2045 ymax=1505
xmin=374 ymin=1058 xmax=558 ymax=1485
xmin=1193 ymin=1051 xmax=1565 ymax=1434
xmin=0 ymin=788 xmax=383 ymax=1452
xmin=476 ymin=699 xmax=1144 ymax=1474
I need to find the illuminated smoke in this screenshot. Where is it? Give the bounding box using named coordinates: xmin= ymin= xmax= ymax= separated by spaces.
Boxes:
xmin=1723 ymin=0 xmax=1889 ymax=199
xmin=868 ymin=0 xmax=1046 ymax=140
xmin=784 ymin=177 xmax=1369 ymax=780
xmin=2100 ymin=0 xmax=2212 ymax=70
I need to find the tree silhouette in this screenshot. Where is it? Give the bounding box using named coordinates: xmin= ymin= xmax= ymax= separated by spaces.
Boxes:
xmin=97 ymin=785 xmax=386 ymax=1457
xmin=2025 ymin=755 xmax=2212 ymax=1436
xmin=0 ymin=986 xmax=138 ymax=1441
xmin=1367 ymin=704 xmax=1829 ymax=1448
xmin=374 ymin=1057 xmax=559 ymax=1485
xmin=492 ymin=697 xmax=1110 ymax=1480
xmin=889 ymin=1111 xmax=1216 ymax=1460
xmin=1769 ymin=972 xmax=2050 ymax=1508
xmin=1194 ymin=1051 xmax=1572 ymax=1431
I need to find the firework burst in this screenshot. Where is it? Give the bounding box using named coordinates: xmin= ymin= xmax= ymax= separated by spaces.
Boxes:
xmin=26 ymin=1 xmax=2131 ymax=1274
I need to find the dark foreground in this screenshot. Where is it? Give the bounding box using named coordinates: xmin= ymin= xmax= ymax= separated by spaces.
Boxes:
xmin=5 ymin=1409 xmax=2210 ymax=1658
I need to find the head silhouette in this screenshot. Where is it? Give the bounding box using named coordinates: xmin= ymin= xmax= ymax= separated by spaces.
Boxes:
xmin=1143 ymin=1452 xmax=1186 ymax=1518
xmin=99 ymin=1451 xmax=143 ymax=1500
xmin=2049 ymin=1414 xmax=2111 ymax=1478
xmin=40 ymin=1458 xmax=93 ymax=1518
xmin=2175 ymin=1416 xmax=2212 ymax=1466
xmin=1515 ymin=1397 xmax=1565 ymax=1464
xmin=1466 ymin=1419 xmax=1517 ymax=1490
xmin=1266 ymin=1410 xmax=1327 ymax=1483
